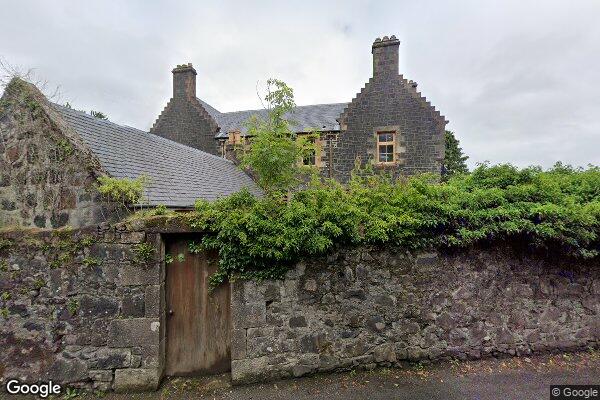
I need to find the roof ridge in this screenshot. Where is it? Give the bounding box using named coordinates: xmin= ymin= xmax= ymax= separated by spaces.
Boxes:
xmin=53 ymin=103 xmax=149 ymax=134
xmin=203 ymin=101 xmax=349 ymax=116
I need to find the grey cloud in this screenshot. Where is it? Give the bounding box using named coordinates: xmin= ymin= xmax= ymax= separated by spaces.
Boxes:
xmin=0 ymin=0 xmax=598 ymax=168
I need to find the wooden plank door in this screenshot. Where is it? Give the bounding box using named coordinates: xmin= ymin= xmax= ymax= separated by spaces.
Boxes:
xmin=165 ymin=237 xmax=231 ymax=376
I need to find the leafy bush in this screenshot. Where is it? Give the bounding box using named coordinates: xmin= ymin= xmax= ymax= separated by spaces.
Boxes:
xmin=97 ymin=174 xmax=149 ymax=210
xmin=182 ymin=163 xmax=600 ymax=286
xmin=133 ymin=242 xmax=155 ymax=264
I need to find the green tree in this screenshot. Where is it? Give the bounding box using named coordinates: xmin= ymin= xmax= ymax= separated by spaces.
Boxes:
xmin=241 ymin=79 xmax=314 ymax=194
xmin=442 ymin=130 xmax=469 ymax=180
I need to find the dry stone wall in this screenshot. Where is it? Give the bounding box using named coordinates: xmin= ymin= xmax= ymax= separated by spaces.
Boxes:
xmin=230 ymin=247 xmax=600 ymax=384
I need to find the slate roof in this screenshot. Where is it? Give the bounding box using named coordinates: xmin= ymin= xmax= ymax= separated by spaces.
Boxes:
xmin=196 ymin=99 xmax=347 ymax=139
xmin=55 ymin=105 xmax=262 ymax=207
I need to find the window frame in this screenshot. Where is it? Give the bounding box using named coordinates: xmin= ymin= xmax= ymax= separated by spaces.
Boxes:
xmin=376 ymin=131 xmax=396 ymax=164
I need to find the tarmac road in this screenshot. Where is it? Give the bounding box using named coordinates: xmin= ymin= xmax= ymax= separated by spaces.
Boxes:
xmin=3 ymin=351 xmax=599 ymax=399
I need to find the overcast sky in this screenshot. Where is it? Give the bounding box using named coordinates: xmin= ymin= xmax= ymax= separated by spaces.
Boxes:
xmin=1 ymin=0 xmax=599 ymax=168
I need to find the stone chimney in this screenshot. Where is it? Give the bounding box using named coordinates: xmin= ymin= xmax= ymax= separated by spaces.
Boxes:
xmin=372 ymin=35 xmax=400 ymax=79
xmin=172 ymin=63 xmax=197 ymax=99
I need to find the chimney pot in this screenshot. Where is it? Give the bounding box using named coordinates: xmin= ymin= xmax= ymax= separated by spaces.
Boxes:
xmin=372 ymin=35 xmax=400 ymax=78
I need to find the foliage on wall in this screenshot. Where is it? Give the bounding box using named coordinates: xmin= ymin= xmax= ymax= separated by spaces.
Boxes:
xmin=97 ymin=174 xmax=149 ymax=211
xmin=179 ymin=162 xmax=600 ymax=286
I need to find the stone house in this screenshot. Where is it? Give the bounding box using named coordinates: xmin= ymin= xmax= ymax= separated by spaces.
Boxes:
xmin=0 ymin=79 xmax=260 ymax=229
xmin=151 ymin=36 xmax=447 ymax=182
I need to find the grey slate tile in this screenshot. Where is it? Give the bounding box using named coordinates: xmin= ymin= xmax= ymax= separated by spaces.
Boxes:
xmin=197 ymin=99 xmax=347 ymax=138
xmin=54 ymin=105 xmax=262 ymax=207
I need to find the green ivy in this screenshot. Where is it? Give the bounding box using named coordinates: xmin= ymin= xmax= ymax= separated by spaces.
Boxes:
xmin=182 ymin=163 xmax=600 ymax=287
xmin=0 ymin=238 xmax=13 ymax=253
xmin=79 ymin=235 xmax=96 ymax=248
xmin=67 ymin=299 xmax=79 ymax=316
xmin=82 ymin=257 xmax=101 ymax=267
xmin=57 ymin=139 xmax=74 ymax=160
xmin=33 ymin=278 xmax=46 ymax=290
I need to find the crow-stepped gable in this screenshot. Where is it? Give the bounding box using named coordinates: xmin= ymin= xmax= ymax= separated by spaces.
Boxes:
xmin=150 ymin=35 xmax=447 ymax=182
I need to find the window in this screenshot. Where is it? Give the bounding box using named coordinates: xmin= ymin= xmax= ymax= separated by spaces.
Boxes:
xmin=300 ymin=137 xmax=321 ymax=167
xmin=377 ymin=131 xmax=395 ymax=163
xmin=228 ymin=131 xmax=242 ymax=145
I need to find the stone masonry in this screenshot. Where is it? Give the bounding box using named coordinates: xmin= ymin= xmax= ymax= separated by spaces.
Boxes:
xmin=0 ymin=223 xmax=165 ymax=392
xmin=2 ymin=220 xmax=599 ymax=392
xmin=0 ymin=79 xmax=118 ymax=228
xmin=332 ymin=36 xmax=446 ymax=182
xmin=150 ymin=64 xmax=221 ymax=155
xmin=230 ymin=247 xmax=600 ymax=384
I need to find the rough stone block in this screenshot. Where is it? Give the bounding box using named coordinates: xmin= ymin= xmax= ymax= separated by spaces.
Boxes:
xmin=231 ymin=329 xmax=247 ymax=360
xmin=232 ymin=302 xmax=266 ymax=329
xmin=113 ymin=368 xmax=160 ymax=392
xmin=46 ymin=357 xmax=87 ymax=383
xmin=145 ymin=284 xmax=161 ymax=317
xmin=108 ymin=318 xmax=160 ymax=348
xmin=140 ymin=344 xmax=161 ymax=368
xmin=79 ymin=295 xmax=119 ymax=318
xmin=119 ymin=263 xmax=160 ymax=286
xmin=119 ymin=232 xmax=146 ymax=244
xmin=374 ymin=343 xmax=396 ymax=363
xmin=121 ymin=292 xmax=145 ymax=317
xmin=292 ymin=364 xmax=313 ymax=377
xmin=289 ymin=316 xmax=307 ymax=328
xmin=88 ymin=369 xmax=113 ymax=382
xmin=88 ymin=348 xmax=132 ymax=369
xmin=90 ymin=243 xmax=133 ymax=261
xmin=231 ymin=357 xmax=272 ymax=385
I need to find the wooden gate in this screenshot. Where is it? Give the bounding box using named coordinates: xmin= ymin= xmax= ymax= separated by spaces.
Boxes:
xmin=165 ymin=236 xmax=231 ymax=376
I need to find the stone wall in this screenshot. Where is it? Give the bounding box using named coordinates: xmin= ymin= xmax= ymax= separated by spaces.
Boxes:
xmin=0 ymin=223 xmax=165 ymax=392
xmin=0 ymin=79 xmax=113 ymax=228
xmin=230 ymin=247 xmax=600 ymax=384
xmin=2 ymin=219 xmax=599 ymax=392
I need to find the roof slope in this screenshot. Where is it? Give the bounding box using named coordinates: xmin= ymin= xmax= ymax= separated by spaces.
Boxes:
xmin=197 ymin=99 xmax=347 ymax=138
xmin=56 ymin=105 xmax=261 ymax=207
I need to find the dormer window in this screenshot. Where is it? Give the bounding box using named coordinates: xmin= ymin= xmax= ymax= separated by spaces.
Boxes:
xmin=377 ymin=131 xmax=395 ymax=164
